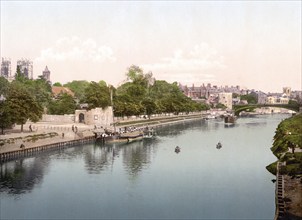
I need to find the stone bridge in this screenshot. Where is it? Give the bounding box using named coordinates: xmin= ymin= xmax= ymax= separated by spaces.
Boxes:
xmin=233 ymin=104 xmax=301 ymax=116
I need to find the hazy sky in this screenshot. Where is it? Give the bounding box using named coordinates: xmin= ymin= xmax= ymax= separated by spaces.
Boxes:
xmin=1 ymin=1 xmax=301 ymax=92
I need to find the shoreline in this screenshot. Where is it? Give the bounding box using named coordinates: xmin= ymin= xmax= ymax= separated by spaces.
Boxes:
xmin=0 ymin=113 xmax=205 ymax=156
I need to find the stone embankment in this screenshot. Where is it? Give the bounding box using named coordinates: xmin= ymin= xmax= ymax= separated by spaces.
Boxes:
xmin=0 ymin=112 xmax=209 ymax=162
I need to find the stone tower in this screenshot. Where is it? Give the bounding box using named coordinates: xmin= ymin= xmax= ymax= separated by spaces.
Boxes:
xmin=42 ymin=66 xmax=51 ymax=82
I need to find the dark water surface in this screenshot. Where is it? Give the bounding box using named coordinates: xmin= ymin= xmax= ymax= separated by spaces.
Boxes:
xmin=0 ymin=114 xmax=289 ymax=219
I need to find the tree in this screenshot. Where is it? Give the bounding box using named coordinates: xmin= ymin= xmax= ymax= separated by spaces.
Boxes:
xmin=84 ymin=81 xmax=110 ymax=109
xmin=0 ymin=77 xmax=10 ymax=96
xmin=53 ymin=82 xmax=62 ymax=87
xmin=216 ymin=103 xmax=227 ymax=109
xmin=141 ymin=98 xmax=157 ymax=119
xmin=63 ymin=80 xmax=90 ymax=102
xmin=240 ymin=94 xmax=257 ymax=104
xmin=6 ymin=83 xmax=43 ymax=132
xmin=0 ymin=97 xmax=13 ymax=134
xmin=48 ymin=93 xmax=76 ymax=115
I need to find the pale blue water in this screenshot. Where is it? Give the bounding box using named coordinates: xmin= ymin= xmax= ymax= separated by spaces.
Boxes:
xmin=0 ymin=114 xmax=288 ymax=219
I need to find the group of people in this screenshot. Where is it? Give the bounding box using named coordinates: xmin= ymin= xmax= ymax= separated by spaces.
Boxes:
xmin=71 ymin=125 xmax=78 ymax=133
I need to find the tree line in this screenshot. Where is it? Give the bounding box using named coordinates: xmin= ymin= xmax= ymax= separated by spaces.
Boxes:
xmin=0 ymin=65 xmax=210 ymax=133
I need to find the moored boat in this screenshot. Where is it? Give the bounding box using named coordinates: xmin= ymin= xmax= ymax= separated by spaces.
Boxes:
xmin=224 ymin=115 xmax=237 ymax=124
xmin=216 ymin=142 xmax=222 ymax=149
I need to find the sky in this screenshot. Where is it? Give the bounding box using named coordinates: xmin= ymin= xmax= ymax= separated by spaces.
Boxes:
xmin=1 ymin=1 xmax=301 ymax=93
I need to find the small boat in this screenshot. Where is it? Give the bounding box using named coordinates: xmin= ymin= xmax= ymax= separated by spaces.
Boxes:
xmin=224 ymin=115 xmax=236 ymax=124
xmin=216 ymin=142 xmax=222 ymax=149
xmin=175 ymin=146 xmax=181 ymax=153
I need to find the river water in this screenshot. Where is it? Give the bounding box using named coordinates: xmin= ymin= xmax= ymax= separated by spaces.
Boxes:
xmin=0 ymin=114 xmax=289 ymax=219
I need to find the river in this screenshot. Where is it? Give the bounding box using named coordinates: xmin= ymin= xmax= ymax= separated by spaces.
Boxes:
xmin=0 ymin=114 xmax=290 ymax=219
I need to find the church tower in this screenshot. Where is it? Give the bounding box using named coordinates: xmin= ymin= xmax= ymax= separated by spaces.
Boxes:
xmin=42 ymin=66 xmax=51 ymax=82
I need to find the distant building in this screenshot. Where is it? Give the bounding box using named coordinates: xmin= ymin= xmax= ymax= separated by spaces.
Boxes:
xmin=1 ymin=58 xmax=11 ymax=79
xmin=16 ymin=59 xmax=33 ymax=79
xmin=42 ymin=66 xmax=51 ymax=82
xmin=52 ymin=86 xmax=74 ymax=99
xmin=218 ymin=92 xmax=233 ymax=110
xmin=283 ymin=87 xmax=291 ymax=97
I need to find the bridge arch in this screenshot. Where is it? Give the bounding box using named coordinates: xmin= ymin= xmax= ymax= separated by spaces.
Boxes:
xmin=233 ymin=104 xmax=301 ymax=116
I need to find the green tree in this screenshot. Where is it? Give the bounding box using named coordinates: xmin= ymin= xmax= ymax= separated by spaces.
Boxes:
xmin=84 ymin=81 xmax=110 ymax=109
xmin=64 ymin=80 xmax=90 ymax=102
xmin=48 ymin=93 xmax=76 ymax=115
xmin=0 ymin=76 xmax=10 ymax=96
xmin=53 ymin=82 xmax=62 ymax=87
xmin=6 ymin=83 xmax=43 ymax=132
xmin=141 ymin=98 xmax=157 ymax=119
xmin=0 ymin=101 xmax=13 ymax=134
xmin=240 ymin=94 xmax=257 ymax=104
xmin=216 ymin=103 xmax=227 ymax=109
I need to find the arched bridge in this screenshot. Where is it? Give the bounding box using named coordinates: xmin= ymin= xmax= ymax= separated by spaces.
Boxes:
xmin=233 ymin=104 xmax=302 ymax=116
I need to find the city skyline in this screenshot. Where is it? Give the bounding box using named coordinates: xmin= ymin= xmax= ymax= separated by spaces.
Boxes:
xmin=1 ymin=1 xmax=301 ymax=93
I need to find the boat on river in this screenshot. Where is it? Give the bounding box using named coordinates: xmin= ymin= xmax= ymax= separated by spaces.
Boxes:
xmin=224 ymin=115 xmax=237 ymax=124
xmin=216 ymin=142 xmax=222 ymax=149
xmin=96 ymin=130 xmax=143 ymax=144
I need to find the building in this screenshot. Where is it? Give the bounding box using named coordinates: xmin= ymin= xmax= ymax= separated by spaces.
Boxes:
xmin=75 ymin=107 xmax=113 ymax=126
xmin=218 ymin=92 xmax=233 ymax=110
xmin=51 ymin=86 xmax=74 ymax=99
xmin=1 ymin=58 xmax=11 ymax=79
xmin=283 ymin=87 xmax=291 ymax=97
xmin=16 ymin=59 xmax=33 ymax=79
xmin=42 ymin=66 xmax=51 ymax=82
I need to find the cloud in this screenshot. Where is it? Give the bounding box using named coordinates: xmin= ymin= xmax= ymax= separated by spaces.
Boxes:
xmin=35 ymin=36 xmax=116 ymax=63
xmin=142 ymin=42 xmax=226 ymax=85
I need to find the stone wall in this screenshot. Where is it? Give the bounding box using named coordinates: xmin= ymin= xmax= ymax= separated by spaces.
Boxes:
xmin=41 ymin=114 xmax=75 ymax=123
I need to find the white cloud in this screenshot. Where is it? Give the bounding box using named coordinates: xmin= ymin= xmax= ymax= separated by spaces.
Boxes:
xmin=35 ymin=36 xmax=116 ymax=63
xmin=142 ymin=43 xmax=226 ymax=85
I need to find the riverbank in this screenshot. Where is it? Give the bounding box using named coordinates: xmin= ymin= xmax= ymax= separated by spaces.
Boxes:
xmin=0 ymin=112 xmax=206 ymax=154
xmin=267 ymin=113 xmax=302 ymax=219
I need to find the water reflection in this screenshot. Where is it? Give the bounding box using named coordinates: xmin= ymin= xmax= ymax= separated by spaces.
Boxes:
xmin=0 ymin=157 xmax=49 ymax=195
xmin=83 ymin=145 xmax=116 ymax=174
xmin=121 ymin=140 xmax=157 ymax=176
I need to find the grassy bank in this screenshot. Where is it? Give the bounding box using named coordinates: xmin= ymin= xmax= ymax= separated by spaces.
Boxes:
xmin=266 ymin=114 xmax=302 ymax=175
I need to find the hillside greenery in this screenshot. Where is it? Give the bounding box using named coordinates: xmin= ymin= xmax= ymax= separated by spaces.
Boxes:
xmin=266 ymin=113 xmax=302 ymax=175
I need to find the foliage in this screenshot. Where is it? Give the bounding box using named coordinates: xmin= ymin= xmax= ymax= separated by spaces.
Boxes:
xmin=272 ymin=114 xmax=302 ymax=156
xmin=53 ymin=82 xmax=62 ymax=87
xmin=114 ymin=67 xmax=210 ymax=117
xmin=0 ymin=100 xmax=13 ymax=134
xmin=215 ymin=103 xmax=227 ymax=109
xmin=0 ymin=76 xmax=10 ymax=96
xmin=267 ymin=114 xmax=302 ymax=175
xmin=48 ymin=93 xmax=76 ymax=115
xmin=240 ymin=94 xmax=257 ymax=104
xmin=84 ymin=81 xmax=110 ymax=109
xmin=63 ymin=80 xmax=90 ymax=102
xmin=6 ymin=83 xmax=43 ymax=132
